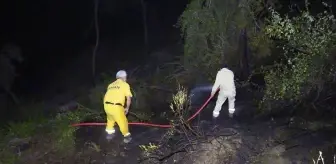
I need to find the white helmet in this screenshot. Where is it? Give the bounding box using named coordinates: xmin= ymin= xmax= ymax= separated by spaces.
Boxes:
xmin=116 ymin=70 xmax=127 ymax=78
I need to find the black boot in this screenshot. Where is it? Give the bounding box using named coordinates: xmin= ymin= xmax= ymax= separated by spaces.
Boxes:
xmin=212 ymin=116 xmax=217 ymax=126
xmin=123 ymin=135 xmax=132 ymax=143
xmin=229 ymin=113 xmax=233 ymax=118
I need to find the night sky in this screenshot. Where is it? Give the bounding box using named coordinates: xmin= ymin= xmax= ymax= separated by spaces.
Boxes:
xmin=0 ymin=0 xmax=188 ymax=98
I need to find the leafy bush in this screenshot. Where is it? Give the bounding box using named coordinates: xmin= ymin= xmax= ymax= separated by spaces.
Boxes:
xmin=260 ymin=1 xmax=336 ymax=110
xmin=178 ymin=0 xmax=266 ymax=83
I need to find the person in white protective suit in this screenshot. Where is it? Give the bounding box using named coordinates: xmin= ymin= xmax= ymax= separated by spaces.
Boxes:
xmin=210 ymin=66 xmax=236 ymax=118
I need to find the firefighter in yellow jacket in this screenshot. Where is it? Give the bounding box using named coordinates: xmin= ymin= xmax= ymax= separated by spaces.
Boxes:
xmin=103 ymin=70 xmax=132 ymax=143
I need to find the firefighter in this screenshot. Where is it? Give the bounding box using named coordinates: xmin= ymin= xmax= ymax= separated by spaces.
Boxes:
xmin=103 ymin=70 xmax=132 ymax=143
xmin=211 ymin=66 xmax=236 ymax=118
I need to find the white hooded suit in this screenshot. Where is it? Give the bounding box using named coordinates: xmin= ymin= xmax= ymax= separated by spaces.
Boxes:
xmin=211 ymin=68 xmax=236 ymax=118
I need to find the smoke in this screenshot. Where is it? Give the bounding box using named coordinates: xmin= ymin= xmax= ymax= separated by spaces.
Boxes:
xmin=190 ymin=85 xmax=213 ymax=94
xmin=189 ymin=84 xmax=213 ymax=106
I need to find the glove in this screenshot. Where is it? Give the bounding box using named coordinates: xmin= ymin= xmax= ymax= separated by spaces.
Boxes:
xmin=125 ymin=107 xmax=129 ymax=114
xmin=211 ymin=89 xmax=217 ymax=97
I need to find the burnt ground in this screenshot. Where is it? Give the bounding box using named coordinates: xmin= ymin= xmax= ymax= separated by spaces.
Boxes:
xmin=73 ymin=97 xmax=336 ymax=164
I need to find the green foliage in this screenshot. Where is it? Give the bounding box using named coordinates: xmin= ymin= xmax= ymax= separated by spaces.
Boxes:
xmin=0 ymin=149 xmax=17 ymax=164
xmin=179 ymin=0 xmax=336 ymax=114
xmin=0 ymin=109 xmax=89 ymax=163
xmin=6 ymin=119 xmax=43 ymax=139
xmin=261 ymin=1 xmax=336 ymax=107
xmin=169 ymin=84 xmax=189 ymax=116
xmin=51 ymin=110 xmax=86 ymax=152
xmin=2 ymin=108 xmax=48 ymax=139
xmin=178 ymin=0 xmax=267 ymax=83
xmin=179 ymin=0 xmax=238 ymax=80
xmin=139 ymin=142 xmax=160 ymax=157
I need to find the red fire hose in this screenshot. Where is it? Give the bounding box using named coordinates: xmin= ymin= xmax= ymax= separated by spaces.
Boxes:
xmin=71 ymin=89 xmax=218 ymax=128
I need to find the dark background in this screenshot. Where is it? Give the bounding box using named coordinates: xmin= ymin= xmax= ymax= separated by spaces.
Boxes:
xmin=0 ymin=0 xmax=188 ymax=101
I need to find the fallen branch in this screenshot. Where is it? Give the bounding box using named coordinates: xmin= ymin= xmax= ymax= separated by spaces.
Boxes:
xmin=138 ymin=149 xmax=187 ymax=163
xmin=138 ymin=142 xmax=191 ymax=163
xmin=138 ymin=128 xmax=239 ymax=164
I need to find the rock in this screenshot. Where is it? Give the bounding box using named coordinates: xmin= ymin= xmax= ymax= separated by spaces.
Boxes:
xmin=8 ymin=137 xmax=31 ymax=146
xmin=8 ymin=137 xmax=32 ymax=154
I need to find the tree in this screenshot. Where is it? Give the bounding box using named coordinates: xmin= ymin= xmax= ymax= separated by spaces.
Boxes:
xmin=0 ymin=43 xmax=24 ymax=104
xmin=178 ymin=0 xmax=268 ymax=83
xmin=260 ymin=1 xmax=336 ymax=110
xmin=91 ymin=0 xmax=149 ymax=84
xmin=92 ymin=0 xmax=100 ymax=85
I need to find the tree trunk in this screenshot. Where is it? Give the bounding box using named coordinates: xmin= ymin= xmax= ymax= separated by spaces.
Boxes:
xmin=241 ymin=28 xmax=250 ymax=80
xmin=7 ymin=90 xmax=19 ymax=105
xmin=92 ymin=0 xmax=100 ymax=86
xmin=141 ymin=0 xmax=149 ymax=55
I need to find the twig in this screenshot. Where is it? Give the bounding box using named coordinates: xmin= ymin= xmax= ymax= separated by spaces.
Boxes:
xmin=138 ymin=143 xmax=191 ymax=163
xmin=138 ymin=149 xmax=187 ymax=163
xmin=139 ymin=127 xmax=238 ymax=163
xmin=313 ymin=151 xmax=325 ymax=164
